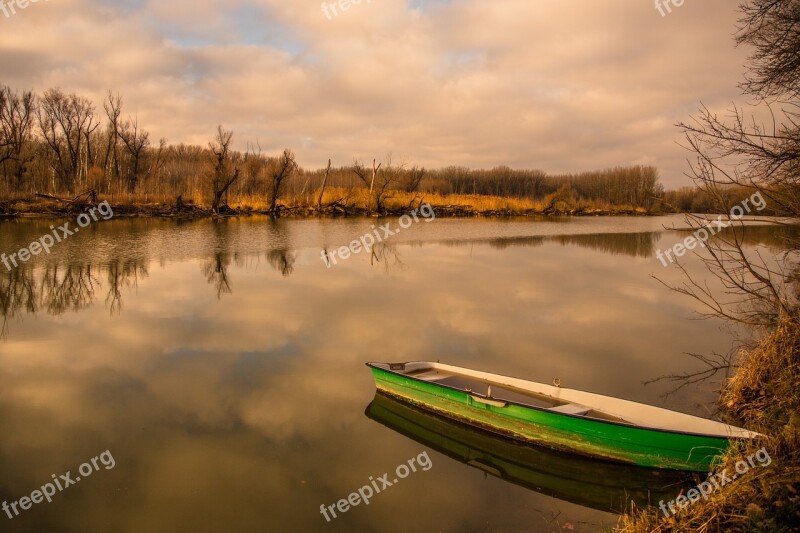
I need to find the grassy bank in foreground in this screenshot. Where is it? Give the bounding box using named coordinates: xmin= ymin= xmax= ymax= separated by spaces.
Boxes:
xmin=0 ymin=188 xmax=653 ymax=219
xmin=617 ymin=319 xmax=800 ymax=532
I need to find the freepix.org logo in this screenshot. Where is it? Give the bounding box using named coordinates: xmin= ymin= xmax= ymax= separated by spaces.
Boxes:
xmin=321 ymin=0 xmax=372 ymax=20
xmin=655 ymin=0 xmax=685 ymax=17
xmin=0 ymin=0 xmax=48 ymax=19
xmin=1 ymin=201 xmax=114 ymax=272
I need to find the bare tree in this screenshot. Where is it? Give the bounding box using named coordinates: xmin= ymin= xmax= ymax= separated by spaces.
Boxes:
xmin=239 ymin=140 xmax=268 ymax=202
xmin=737 ymin=0 xmax=800 ymax=100
xmin=102 ymin=92 xmax=123 ymax=189
xmin=667 ymin=0 xmax=800 ymax=329
xmin=268 ymin=149 xmax=297 ymax=215
xmin=403 ymin=165 xmax=426 ymax=193
xmin=640 ymin=1 xmax=800 ymax=404
xmin=354 ymin=157 xmax=401 ymax=213
xmin=318 ymin=159 xmax=332 ymax=210
xmin=119 ymin=116 xmax=150 ymax=193
xmin=207 ymin=126 xmax=240 ymax=214
xmin=0 ymin=86 xmax=35 ymax=193
xmin=37 ymin=88 xmax=98 ymax=194
xmin=145 ymin=137 xmax=168 ymax=199
xmin=637 ymin=4 xmax=798 ymax=410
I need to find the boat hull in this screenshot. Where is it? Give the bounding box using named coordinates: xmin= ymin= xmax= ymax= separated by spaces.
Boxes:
xmin=369 ymin=365 xmax=732 ymax=471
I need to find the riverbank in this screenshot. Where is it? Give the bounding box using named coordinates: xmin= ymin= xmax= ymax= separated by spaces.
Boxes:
xmin=0 ymin=190 xmax=657 ymax=220
xmin=617 ymin=318 xmax=800 ymax=532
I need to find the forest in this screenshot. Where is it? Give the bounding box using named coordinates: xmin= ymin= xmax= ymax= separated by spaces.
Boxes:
xmin=0 ymin=84 xmax=751 ymax=217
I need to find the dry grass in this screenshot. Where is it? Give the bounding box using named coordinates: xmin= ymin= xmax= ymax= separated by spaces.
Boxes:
xmin=617 ymin=318 xmax=800 ymax=532
xmin=254 ymin=187 xmax=646 ymax=215
xmin=2 ymin=187 xmax=651 ymax=216
xmin=0 ymin=187 xmax=648 ymax=216
xmin=91 ymin=187 xmax=644 ymax=215
xmin=724 ymin=320 xmax=800 ymax=428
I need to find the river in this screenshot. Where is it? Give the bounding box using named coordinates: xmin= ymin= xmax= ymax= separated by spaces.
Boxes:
xmin=0 ymin=215 xmax=795 ymax=532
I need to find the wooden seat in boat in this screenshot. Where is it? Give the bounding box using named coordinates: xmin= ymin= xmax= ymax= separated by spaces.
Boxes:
xmin=548 ymin=403 xmax=592 ymax=416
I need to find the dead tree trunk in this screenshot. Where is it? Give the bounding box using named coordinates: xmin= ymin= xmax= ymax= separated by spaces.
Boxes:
xmin=318 ymin=159 xmax=332 ymax=210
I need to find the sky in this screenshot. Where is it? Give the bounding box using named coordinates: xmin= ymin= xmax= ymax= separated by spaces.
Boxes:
xmin=0 ymin=0 xmax=752 ymax=187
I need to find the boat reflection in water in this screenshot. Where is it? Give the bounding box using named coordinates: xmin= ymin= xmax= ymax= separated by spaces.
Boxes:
xmin=365 ymin=392 xmax=695 ymax=514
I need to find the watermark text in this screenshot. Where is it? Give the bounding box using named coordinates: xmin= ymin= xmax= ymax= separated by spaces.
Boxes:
xmin=655 ymin=0 xmax=685 ymax=17
xmin=321 ymin=203 xmax=435 ymax=268
xmin=656 ymin=191 xmax=766 ymax=267
xmin=1 ymin=201 xmax=114 ymax=272
xmin=659 ymin=447 xmax=771 ymax=517
xmin=0 ymin=0 xmax=48 ymax=19
xmin=322 ymin=0 xmax=372 ymax=20
xmin=319 ymin=451 xmax=433 ymax=522
xmin=3 ymin=450 xmax=116 ymax=520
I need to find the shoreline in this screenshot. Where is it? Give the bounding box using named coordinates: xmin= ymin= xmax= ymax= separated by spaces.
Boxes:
xmin=0 ymin=197 xmax=660 ymax=220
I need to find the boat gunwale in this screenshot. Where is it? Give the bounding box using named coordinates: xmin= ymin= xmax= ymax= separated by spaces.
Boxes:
xmin=366 ymin=361 xmax=757 ymax=441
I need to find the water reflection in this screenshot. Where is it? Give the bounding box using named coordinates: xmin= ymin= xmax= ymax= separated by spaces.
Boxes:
xmin=366 ymin=392 xmax=693 ymax=513
xmin=1 ymin=220 xmax=797 ymax=339
xmin=452 ymin=226 xmax=797 ymax=259
xmin=106 ymin=258 xmax=149 ymax=314
xmin=0 ymin=259 xmax=149 ymax=336
xmin=40 ymin=263 xmax=98 ymax=315
xmin=369 ymin=243 xmax=404 ymax=271
xmin=0 ymin=266 xmax=35 ymax=338
xmin=0 ymin=216 xmax=797 ymax=531
xmin=0 ymin=263 xmax=102 ymax=337
xmin=266 ymin=249 xmax=296 ymax=277
xmin=203 ymin=253 xmax=235 ymax=299
xmin=0 ymin=249 xmax=297 ymax=334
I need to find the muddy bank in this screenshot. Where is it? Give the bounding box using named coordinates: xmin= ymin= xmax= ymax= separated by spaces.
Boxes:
xmin=0 ymin=197 xmax=655 ymax=220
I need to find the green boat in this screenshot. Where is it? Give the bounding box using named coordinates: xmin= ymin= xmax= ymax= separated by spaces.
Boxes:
xmin=366 ymin=392 xmax=694 ymax=513
xmin=366 ymin=362 xmax=760 ymax=471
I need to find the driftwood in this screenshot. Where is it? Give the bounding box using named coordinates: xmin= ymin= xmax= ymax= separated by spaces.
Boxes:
xmin=35 ymin=189 xmax=98 ymax=205
xmin=34 ymin=192 xmax=71 ymax=203
xmin=429 ymin=204 xmax=476 ymax=217
xmin=28 ymin=189 xmax=99 ymax=216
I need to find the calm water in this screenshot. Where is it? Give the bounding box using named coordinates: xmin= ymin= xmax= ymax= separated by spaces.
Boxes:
xmin=0 ymin=215 xmax=795 ymax=532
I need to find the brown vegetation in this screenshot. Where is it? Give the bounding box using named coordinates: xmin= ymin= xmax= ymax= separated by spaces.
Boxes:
xmin=620 ymin=1 xmax=800 ymax=530
xmin=618 ymin=320 xmax=800 ymax=532
xmin=0 ymin=82 xmax=687 ymax=218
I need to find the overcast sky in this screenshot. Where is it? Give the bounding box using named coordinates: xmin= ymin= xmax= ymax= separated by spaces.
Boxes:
xmin=0 ymin=0 xmax=751 ymax=187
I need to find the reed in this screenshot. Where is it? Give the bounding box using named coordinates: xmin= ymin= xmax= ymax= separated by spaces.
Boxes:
xmin=617 ymin=318 xmax=800 ymax=532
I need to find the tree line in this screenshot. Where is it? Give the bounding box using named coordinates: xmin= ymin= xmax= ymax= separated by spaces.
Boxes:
xmin=0 ymin=83 xmax=722 ymax=215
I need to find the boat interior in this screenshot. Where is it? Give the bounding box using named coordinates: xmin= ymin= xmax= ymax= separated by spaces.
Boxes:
xmin=404 ymin=366 xmax=631 ymax=423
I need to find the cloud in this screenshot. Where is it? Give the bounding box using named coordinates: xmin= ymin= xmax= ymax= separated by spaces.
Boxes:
xmin=0 ymin=0 xmax=749 ymax=186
